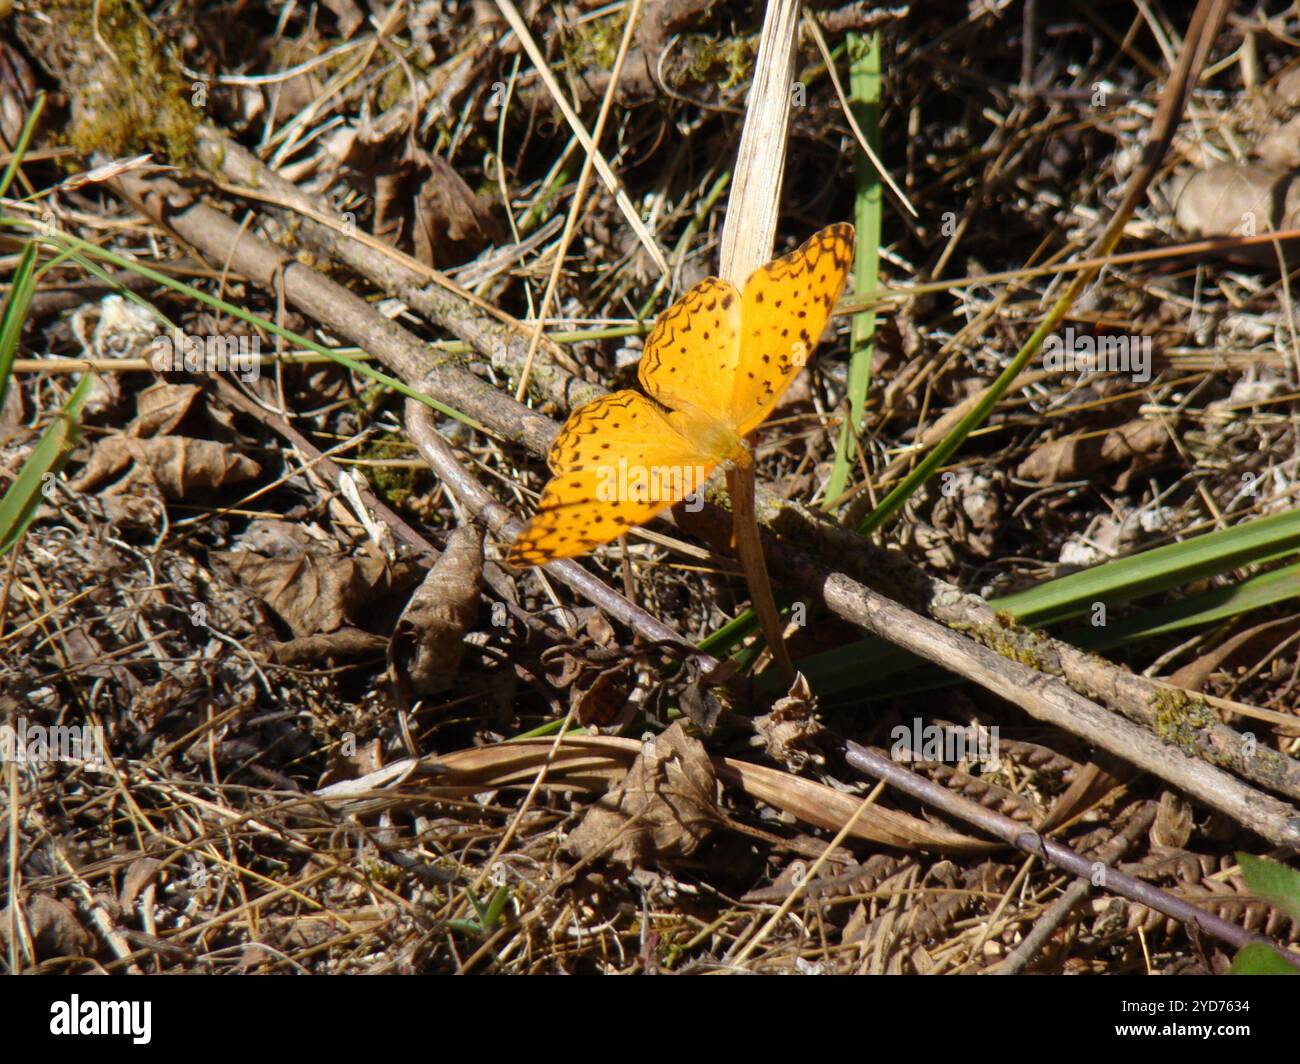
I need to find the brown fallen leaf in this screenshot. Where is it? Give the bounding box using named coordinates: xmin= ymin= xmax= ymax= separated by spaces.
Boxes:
xmin=318 ymin=735 xmax=385 ymax=789
xmin=565 ymin=722 xmax=723 ymax=868
xmin=72 ymin=436 xmax=261 ymax=499
xmin=674 ymin=655 xmax=737 ymax=733
xmin=388 ymin=524 xmax=483 ymax=699
xmin=755 ymin=672 xmax=826 ymax=772
xmin=569 ymin=662 xmax=637 ymax=729
xmin=129 ymin=383 xmax=202 ymax=437
xmin=373 ymin=143 xmax=502 ymax=267
xmin=61 ymin=623 xmax=138 ymax=691
xmin=1017 ymin=418 xmax=1171 ymax=485
xmin=271 ymin=627 xmax=389 ymax=665
xmin=265 ymin=38 xmax=326 ymax=123
xmin=212 ymin=546 xmax=420 ymax=638
xmin=98 ymin=495 xmax=167 ymax=530
xmin=1151 ymin=790 xmax=1195 ymax=850
xmin=539 ymin=609 xmax=638 ymax=728
xmin=1 ymin=895 xmax=90 ymax=960
xmin=316 ymin=734 xmax=990 ymax=852
xmin=410 ymin=149 xmax=504 ymax=267
xmin=234 ymin=518 xmax=322 ymax=557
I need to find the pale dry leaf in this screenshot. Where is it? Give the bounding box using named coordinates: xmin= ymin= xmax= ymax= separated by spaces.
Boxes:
xmin=212 ymin=548 xmax=419 ymax=638
xmin=314 ymin=736 xmax=988 ymax=851
xmin=718 ymin=0 xmax=800 ymax=282
xmin=1017 ymin=419 xmax=1171 ymax=485
xmin=565 ymin=722 xmax=723 ymax=867
xmin=0 ymin=37 xmax=37 ymax=147
xmin=119 ymin=858 xmax=163 ymax=912
xmin=1151 ymin=790 xmax=1195 ymax=850
xmin=754 ymin=671 xmax=826 ymax=772
xmin=72 ymin=436 xmax=261 ymax=499
xmin=55 ymin=152 xmax=155 ymax=193
xmin=129 ymin=383 xmax=202 ymax=437
xmin=0 ymin=371 xmax=24 ymax=434
xmin=1272 ymin=63 xmax=1300 ymax=107
xmin=1173 ymin=163 xmax=1300 ymax=242
xmin=1255 ymin=114 xmax=1300 ymax=169
xmin=1 ymin=896 xmax=90 ymax=960
xmin=388 ymin=524 xmax=484 ymax=698
xmin=321 ymin=0 xmax=364 ymax=37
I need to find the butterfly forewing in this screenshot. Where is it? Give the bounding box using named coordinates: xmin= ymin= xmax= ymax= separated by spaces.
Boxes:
xmin=637 ymin=277 xmax=742 ymax=419
xmin=730 ymin=223 xmax=854 ymax=437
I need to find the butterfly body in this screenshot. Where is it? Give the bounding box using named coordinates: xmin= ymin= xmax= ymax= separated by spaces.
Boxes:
xmin=665 ymin=403 xmax=749 ymax=467
xmin=509 ymin=223 xmax=855 ymax=567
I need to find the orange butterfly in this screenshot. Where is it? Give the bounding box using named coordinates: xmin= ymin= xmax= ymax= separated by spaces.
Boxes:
xmin=509 ymin=223 xmax=855 ymax=566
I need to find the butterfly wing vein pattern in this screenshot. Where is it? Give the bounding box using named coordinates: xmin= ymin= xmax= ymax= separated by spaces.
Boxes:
xmin=510 ymin=223 xmax=855 ymax=566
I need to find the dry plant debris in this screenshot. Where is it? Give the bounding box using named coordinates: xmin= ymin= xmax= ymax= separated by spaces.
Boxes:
xmin=0 ymin=0 xmax=1297 ymax=977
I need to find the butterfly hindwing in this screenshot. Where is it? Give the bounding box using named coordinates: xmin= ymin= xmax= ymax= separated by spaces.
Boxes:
xmin=515 ymin=390 xmax=716 ymax=565
xmin=730 ymin=223 xmax=854 ymax=436
xmin=507 ymin=471 xmax=659 ymax=566
xmin=548 ymin=390 xmax=687 ymax=474
xmin=509 ymin=463 xmax=716 ymax=565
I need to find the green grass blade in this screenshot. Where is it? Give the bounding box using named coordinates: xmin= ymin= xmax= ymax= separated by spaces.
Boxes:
xmin=1061 ymin=557 xmax=1300 ymax=647
xmin=794 ymin=552 xmax=1300 ymax=703
xmin=0 ymin=375 xmax=94 ymax=555
xmin=788 ymin=511 xmax=1300 ymax=701
xmin=992 ymin=508 xmax=1300 ymax=628
xmin=444 ymin=919 xmax=488 ymax=938
xmin=697 ymin=606 xmax=762 ymax=655
xmin=480 ymin=884 xmax=511 ymax=930
xmin=0 ymin=242 xmax=39 ymax=415
xmin=0 ymin=92 xmax=44 ymax=198
xmin=823 ymin=31 xmax=881 ymax=508
xmin=465 ymin=883 xmax=510 ymax=933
